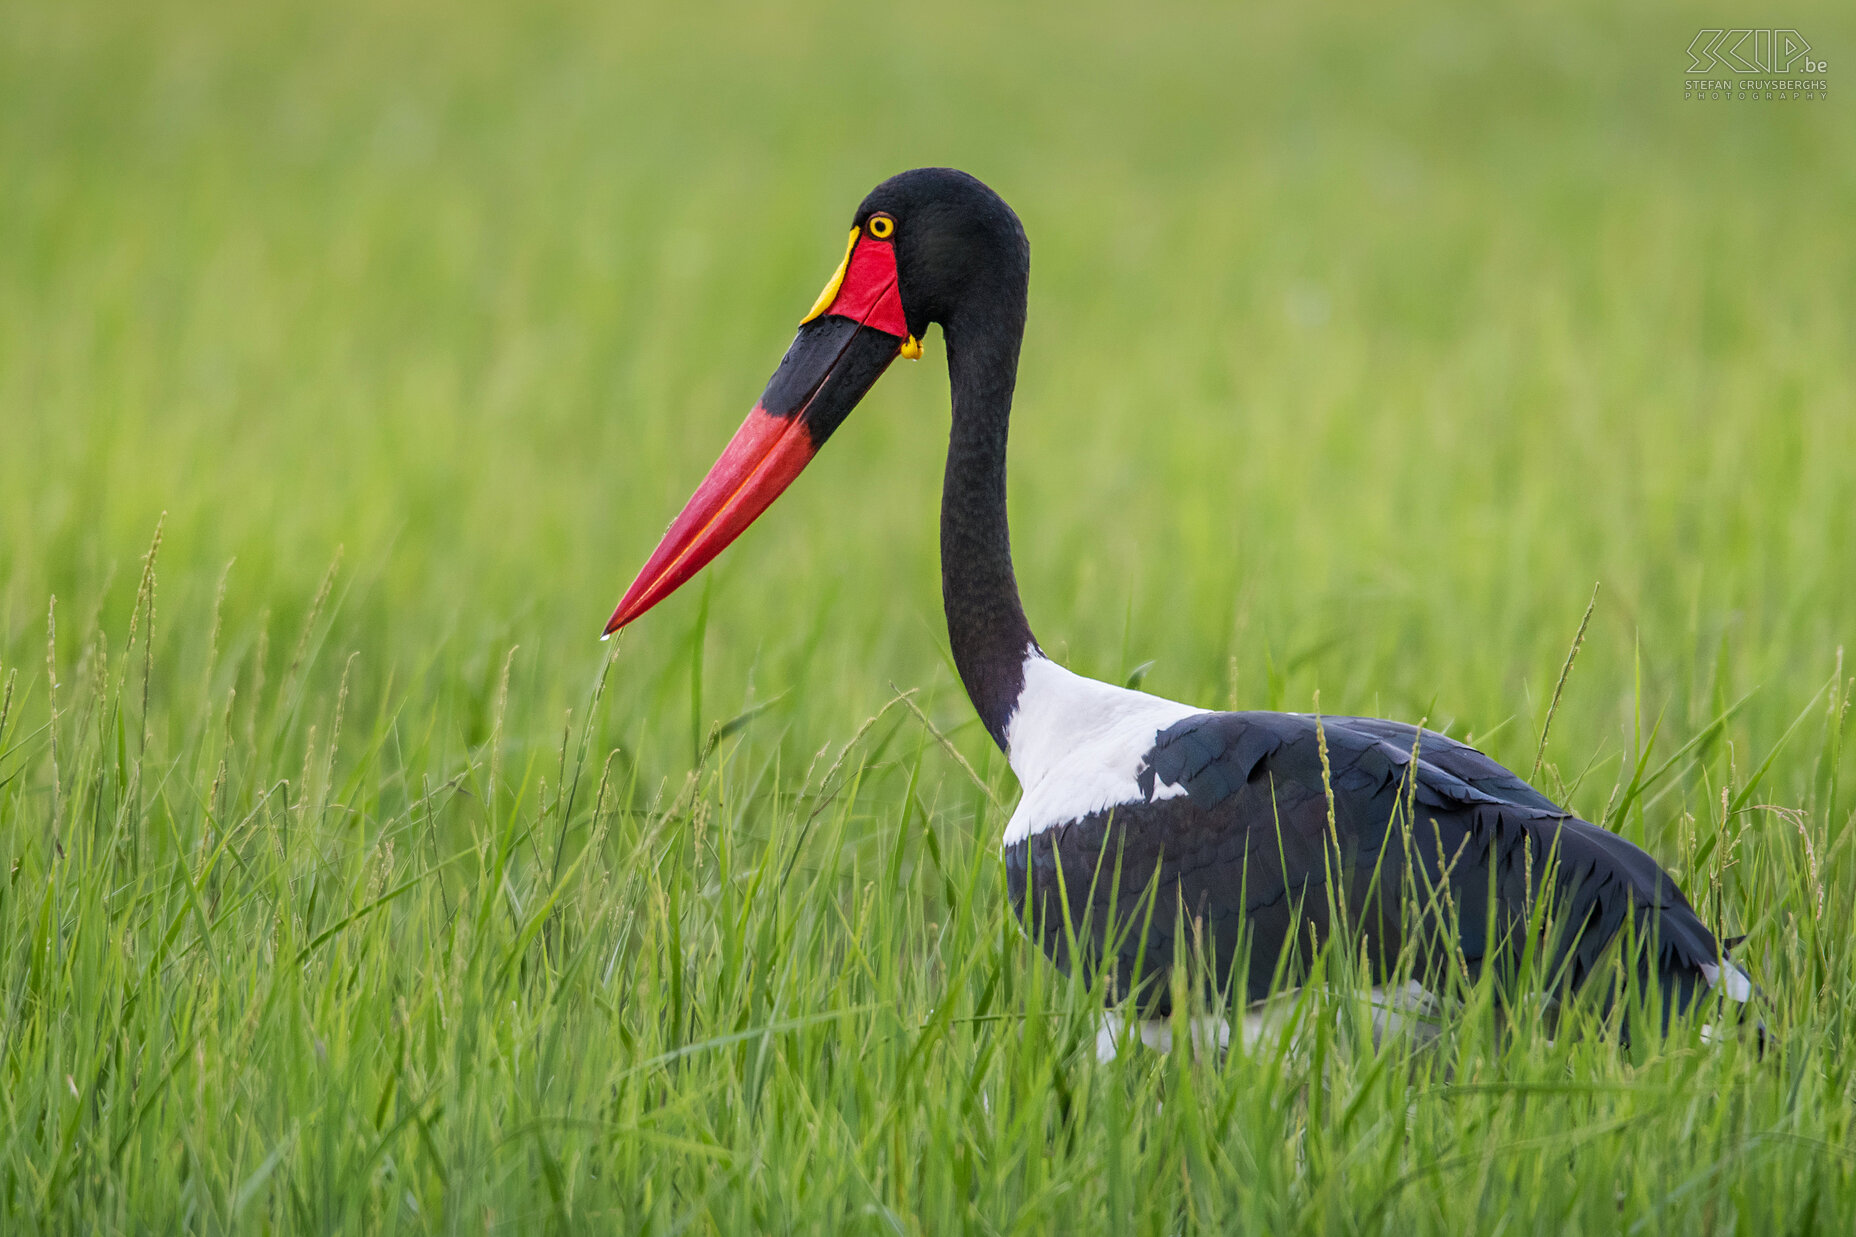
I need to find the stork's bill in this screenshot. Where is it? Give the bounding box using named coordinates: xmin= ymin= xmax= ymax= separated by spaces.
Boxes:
xmin=604 ymin=218 xmax=922 ymax=636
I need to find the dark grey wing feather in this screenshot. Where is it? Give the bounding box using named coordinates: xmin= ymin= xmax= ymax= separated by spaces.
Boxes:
xmin=1319 ymin=715 xmax=1565 ymax=814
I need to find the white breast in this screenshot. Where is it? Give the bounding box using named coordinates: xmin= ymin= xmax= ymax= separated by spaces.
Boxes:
xmin=1001 ymin=649 xmax=1207 ymax=846
xmin=1699 ymin=960 xmax=1754 ymax=1003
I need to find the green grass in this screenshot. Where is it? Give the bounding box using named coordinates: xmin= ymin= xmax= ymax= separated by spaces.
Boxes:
xmin=3 ymin=0 xmax=1855 ymax=1230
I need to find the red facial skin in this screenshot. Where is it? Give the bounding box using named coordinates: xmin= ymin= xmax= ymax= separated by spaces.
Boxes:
xmin=827 ymin=235 xmax=907 ymax=337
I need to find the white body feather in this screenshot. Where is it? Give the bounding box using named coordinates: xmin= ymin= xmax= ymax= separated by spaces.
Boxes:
xmin=1001 ymin=650 xmax=1205 ymax=846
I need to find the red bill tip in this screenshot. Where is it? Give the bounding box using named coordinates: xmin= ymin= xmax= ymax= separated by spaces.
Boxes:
xmin=603 ymin=406 xmax=817 ymax=635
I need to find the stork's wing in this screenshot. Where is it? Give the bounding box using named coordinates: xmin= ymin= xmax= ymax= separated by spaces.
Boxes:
xmin=1014 ymin=710 xmax=1727 ymax=1028
xmin=1315 ymin=715 xmax=1565 ymax=814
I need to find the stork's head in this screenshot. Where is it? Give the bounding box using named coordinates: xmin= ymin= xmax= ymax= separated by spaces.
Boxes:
xmin=603 ymin=167 xmax=1026 ymax=636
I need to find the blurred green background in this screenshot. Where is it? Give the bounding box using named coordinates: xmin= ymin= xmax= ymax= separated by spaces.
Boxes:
xmin=3 ymin=0 xmax=1850 ymax=765
xmin=2 ymin=0 xmax=1854 ymax=1230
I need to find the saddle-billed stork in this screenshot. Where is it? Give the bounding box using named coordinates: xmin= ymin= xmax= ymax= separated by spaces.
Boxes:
xmin=604 ymin=167 xmax=1756 ymax=1046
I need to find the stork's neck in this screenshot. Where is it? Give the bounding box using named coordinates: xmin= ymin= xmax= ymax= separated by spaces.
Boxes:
xmin=941 ymin=293 xmax=1038 ymax=750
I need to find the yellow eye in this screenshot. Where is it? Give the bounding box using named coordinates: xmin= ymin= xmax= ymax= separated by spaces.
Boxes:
xmin=867 ymin=214 xmax=895 ymax=240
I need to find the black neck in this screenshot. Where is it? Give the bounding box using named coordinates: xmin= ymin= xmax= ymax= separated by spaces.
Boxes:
xmin=940 ymin=288 xmax=1039 ymax=750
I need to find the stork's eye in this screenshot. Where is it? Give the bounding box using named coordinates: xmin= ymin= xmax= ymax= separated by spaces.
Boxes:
xmin=866 ymin=214 xmax=895 ymax=240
